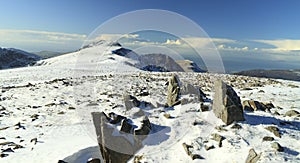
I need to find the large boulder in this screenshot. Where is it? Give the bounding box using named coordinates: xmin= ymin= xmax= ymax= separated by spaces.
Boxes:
xmin=92 ymin=112 xmax=152 ymax=163
xmin=167 ymin=74 xmax=180 ymax=107
xmin=212 ymin=80 xmax=245 ymax=125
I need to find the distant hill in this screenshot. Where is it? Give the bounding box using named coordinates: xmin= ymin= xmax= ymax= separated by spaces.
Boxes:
xmin=33 ymin=51 xmax=66 ymax=59
xmin=0 ymin=47 xmax=41 ymax=70
xmin=234 ymin=69 xmax=300 ymax=81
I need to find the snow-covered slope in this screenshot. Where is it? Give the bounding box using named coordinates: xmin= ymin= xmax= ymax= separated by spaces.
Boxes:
xmin=0 ymin=42 xmax=299 ymax=163
xmin=0 ymin=47 xmax=41 ymax=70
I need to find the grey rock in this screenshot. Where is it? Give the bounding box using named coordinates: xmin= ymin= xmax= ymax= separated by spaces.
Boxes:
xmin=284 ymin=110 xmax=300 ymax=117
xmin=262 ymin=136 xmax=274 ymax=142
xmin=211 ymin=133 xmax=224 ymax=147
xmin=167 ymin=74 xmax=180 ymax=107
xmin=123 ymin=94 xmax=140 ymax=110
xmin=200 ymin=103 xmax=210 ymax=112
xmin=271 ymin=142 xmax=284 ymax=152
xmin=180 ymin=83 xmax=205 ymax=102
xmin=242 ymin=100 xmax=269 ymax=112
xmin=182 ymin=143 xmax=204 ymax=160
xmin=245 ymin=148 xmax=261 ymax=163
xmin=265 ymin=126 xmax=281 ymax=138
xmin=212 ymin=80 xmax=245 ymax=125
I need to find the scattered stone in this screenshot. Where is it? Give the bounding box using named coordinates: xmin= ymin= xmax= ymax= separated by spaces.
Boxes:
xmin=265 ymin=126 xmax=281 ymax=138
xmin=215 ymin=126 xmax=228 ymax=132
xmin=180 ymin=83 xmax=205 ymax=102
xmin=57 ymin=111 xmax=65 ymax=115
xmin=205 ymin=145 xmax=215 ymax=151
xmin=0 ymin=126 xmax=9 ymax=130
xmin=287 ymin=84 xmax=299 ymax=88
xmin=133 ymin=155 xmax=143 ymax=163
xmin=123 ymin=94 xmax=140 ymax=110
xmin=0 ymin=142 xmax=13 ymax=146
xmin=200 ymin=103 xmax=209 ymax=112
xmin=0 ymin=153 xmax=9 ymax=158
xmin=211 ymin=133 xmax=224 ymax=147
xmin=273 ymin=111 xmax=280 ymax=116
xmin=167 ymin=74 xmax=180 ymax=107
xmin=212 ymin=79 xmax=245 ymax=125
xmin=30 ymin=138 xmax=38 ymax=145
xmin=271 ymin=142 xmax=284 ymax=152
xmin=258 ymin=90 xmax=265 ymax=93
xmin=245 ymin=148 xmax=261 ymax=163
xmin=58 ymin=160 xmax=68 ymax=163
xmin=108 ymin=112 xmax=125 ymax=124
xmin=163 ymin=113 xmax=172 ymax=119
xmin=242 ymin=100 xmax=269 ymax=112
xmin=30 ymin=114 xmax=39 ymax=121
xmin=2 ymin=148 xmax=14 ymax=153
xmin=262 ymin=136 xmax=274 ymax=142
xmin=182 ymin=143 xmax=204 ymax=160
xmin=242 ymin=87 xmax=253 ymax=90
xmin=68 ymin=106 xmax=76 ymax=110
xmin=231 ymin=123 xmax=242 ymax=129
xmin=284 ymin=110 xmax=300 ymax=117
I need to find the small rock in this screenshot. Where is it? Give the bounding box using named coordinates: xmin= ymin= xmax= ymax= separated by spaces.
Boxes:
xmin=2 ymin=148 xmax=14 ymax=153
xmin=262 ymin=136 xmax=274 ymax=142
xmin=68 ymin=106 xmax=76 ymax=110
xmin=200 ymin=103 xmax=209 ymax=112
xmin=204 ymin=145 xmax=215 ymax=151
xmin=284 ymin=110 xmax=300 ymax=117
xmin=57 ymin=111 xmax=65 ymax=115
xmin=231 ymin=123 xmax=242 ymax=129
xmin=245 ymin=148 xmax=261 ymax=163
xmin=30 ymin=138 xmax=38 ymax=145
xmin=265 ymin=126 xmax=281 ymax=138
xmin=123 ymin=94 xmax=140 ymax=110
xmin=58 ymin=160 xmax=68 ymax=163
xmin=271 ymin=142 xmax=284 ymax=152
xmin=211 ymin=133 xmax=224 ymax=147
xmin=182 ymin=143 xmax=204 ymax=160
xmin=163 ymin=113 xmax=172 ymax=119
xmin=0 ymin=153 xmax=9 ymax=158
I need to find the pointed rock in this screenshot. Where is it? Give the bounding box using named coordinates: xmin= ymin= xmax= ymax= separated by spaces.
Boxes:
xmin=212 ymin=79 xmax=245 ymax=125
xmin=167 ymin=74 xmax=180 ymax=107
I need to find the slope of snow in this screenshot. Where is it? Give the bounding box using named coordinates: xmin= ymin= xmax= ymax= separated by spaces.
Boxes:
xmin=0 ymin=43 xmax=299 ymax=163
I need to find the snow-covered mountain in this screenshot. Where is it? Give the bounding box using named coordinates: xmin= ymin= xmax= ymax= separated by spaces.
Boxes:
xmin=0 ymin=42 xmax=299 ymax=163
xmin=0 ymin=47 xmax=41 ymax=70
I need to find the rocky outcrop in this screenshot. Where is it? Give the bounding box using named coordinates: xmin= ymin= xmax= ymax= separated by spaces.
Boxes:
xmin=92 ymin=112 xmax=152 ymax=163
xmin=284 ymin=110 xmax=300 ymax=117
xmin=212 ymin=79 xmax=245 ymax=125
xmin=167 ymin=74 xmax=180 ymax=107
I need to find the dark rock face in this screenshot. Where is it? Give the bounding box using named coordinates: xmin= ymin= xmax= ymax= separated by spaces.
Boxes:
xmin=245 ymin=148 xmax=261 ymax=163
xmin=138 ymin=54 xmax=184 ymax=72
xmin=167 ymin=74 xmax=180 ymax=107
xmin=123 ymin=94 xmax=140 ymax=110
xmin=92 ymin=112 xmax=151 ymax=163
xmin=212 ymin=80 xmax=245 ymax=125
xmin=0 ymin=47 xmax=41 ymax=69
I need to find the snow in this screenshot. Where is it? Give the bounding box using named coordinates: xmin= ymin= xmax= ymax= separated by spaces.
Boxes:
xmin=0 ymin=43 xmax=300 ymax=163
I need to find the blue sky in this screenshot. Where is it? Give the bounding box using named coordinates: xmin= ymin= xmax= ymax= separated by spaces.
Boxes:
xmin=0 ymin=0 xmax=300 ymax=71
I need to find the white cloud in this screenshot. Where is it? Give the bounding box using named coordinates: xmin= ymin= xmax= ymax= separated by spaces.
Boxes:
xmin=255 ymin=39 xmax=300 ymax=51
xmin=164 ymin=39 xmax=181 ymax=45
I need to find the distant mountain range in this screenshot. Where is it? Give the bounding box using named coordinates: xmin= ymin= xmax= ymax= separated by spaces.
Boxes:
xmin=234 ymin=69 xmax=300 ymax=81
xmin=0 ymin=47 xmax=41 ymax=70
xmin=32 ymin=51 xmax=66 ymax=59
